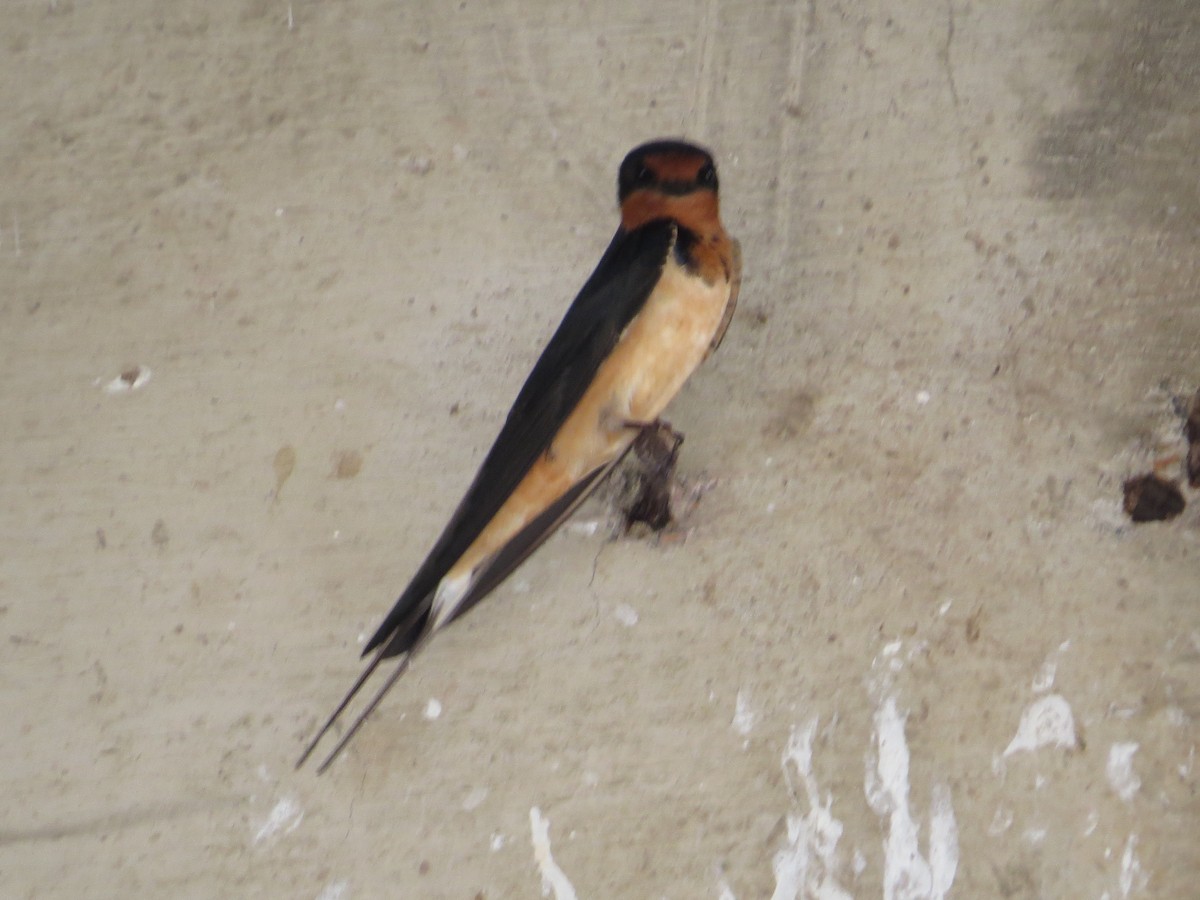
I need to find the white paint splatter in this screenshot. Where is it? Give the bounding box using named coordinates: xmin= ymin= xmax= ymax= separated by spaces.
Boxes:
xmin=732 ymin=690 xmax=758 ymax=737
xmin=988 ymin=808 xmax=1014 ymax=836
xmin=316 ymin=881 xmax=348 ymax=900
xmin=1106 ymin=743 xmax=1141 ymax=802
xmin=865 ymin=698 xmax=958 ymax=900
xmin=990 ymin=753 xmax=1006 ymax=777
xmin=253 ymin=796 xmax=303 ymax=844
xmin=101 ymin=365 xmax=152 ymax=394
xmin=566 ymin=520 xmax=600 ymax=537
xmin=1032 ymin=641 xmax=1071 ymax=692
xmin=1109 ymin=704 xmax=1139 ymax=720
xmin=491 ymin=832 xmax=507 ymax=852
xmin=1119 ymin=833 xmax=1148 ymax=896
xmin=1023 ymin=826 xmax=1047 ymax=845
xmin=1179 ymin=744 xmax=1195 ymax=778
xmin=530 ymin=807 xmax=577 ymax=900
xmin=423 ymin=698 xmax=443 ymax=720
xmin=462 ymin=786 xmax=489 ymax=811
xmin=1031 ymin=660 xmax=1057 ymax=693
xmin=1003 ymin=694 xmax=1076 ymax=756
xmin=927 ymin=783 xmax=958 ymax=899
xmin=614 ymin=603 xmax=639 ymax=627
xmin=852 ymin=850 xmax=867 ymax=877
xmin=770 ymin=718 xmax=852 ymax=900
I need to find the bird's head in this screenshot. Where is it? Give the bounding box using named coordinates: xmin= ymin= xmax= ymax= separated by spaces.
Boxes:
xmin=617 ymin=140 xmax=722 ymax=231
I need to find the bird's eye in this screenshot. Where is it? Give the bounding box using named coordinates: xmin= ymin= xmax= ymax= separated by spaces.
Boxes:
xmin=698 ymin=163 xmax=717 ymax=185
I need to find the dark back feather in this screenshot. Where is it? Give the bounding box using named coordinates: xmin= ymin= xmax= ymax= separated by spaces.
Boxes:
xmin=364 ymin=220 xmax=676 ymax=658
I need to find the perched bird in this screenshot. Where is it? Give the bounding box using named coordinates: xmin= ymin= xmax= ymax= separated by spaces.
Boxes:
xmin=298 ymin=139 xmax=741 ymax=772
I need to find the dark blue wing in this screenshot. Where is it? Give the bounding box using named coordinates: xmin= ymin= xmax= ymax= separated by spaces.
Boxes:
xmin=364 ymin=219 xmax=676 ymax=658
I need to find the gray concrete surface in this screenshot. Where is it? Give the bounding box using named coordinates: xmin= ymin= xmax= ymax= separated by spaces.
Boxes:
xmin=2 ymin=0 xmax=1198 ymax=897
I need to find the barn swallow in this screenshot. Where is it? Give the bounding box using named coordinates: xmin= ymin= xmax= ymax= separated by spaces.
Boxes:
xmin=298 ymin=139 xmax=741 ymax=772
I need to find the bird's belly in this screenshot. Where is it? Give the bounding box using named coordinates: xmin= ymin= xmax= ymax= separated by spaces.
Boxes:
xmin=449 ymin=259 xmax=732 ymax=585
xmin=603 ymin=258 xmax=732 ymax=423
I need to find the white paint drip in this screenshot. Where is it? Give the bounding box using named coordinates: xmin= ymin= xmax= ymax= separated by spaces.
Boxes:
xmin=614 ymin=603 xmax=639 ymax=627
xmin=852 ymin=850 xmax=867 ymax=877
xmin=462 ymin=786 xmax=489 ymax=811
xmin=927 ymin=784 xmax=957 ymax=898
xmin=988 ymin=808 xmax=1014 ymax=836
xmin=101 ymin=365 xmax=152 ymax=394
xmin=1106 ymin=743 xmax=1141 ymax=802
xmin=732 ymin=690 xmax=758 ymax=737
xmin=771 ymin=718 xmax=851 ymax=900
xmin=530 ymin=807 xmax=577 ymax=900
xmin=865 ymin=698 xmax=959 ymax=900
xmin=316 ymin=881 xmax=348 ymax=900
xmin=253 ymin=796 xmax=303 ymax=844
xmin=566 ymin=519 xmax=601 ymax=537
xmin=1119 ymin=833 xmax=1147 ymax=896
xmin=1032 ymin=640 xmax=1070 ymax=693
xmin=1031 ymin=660 xmax=1056 ymax=693
xmin=1003 ymin=694 xmax=1077 ymax=756
xmin=1179 ymin=744 xmax=1195 ymax=779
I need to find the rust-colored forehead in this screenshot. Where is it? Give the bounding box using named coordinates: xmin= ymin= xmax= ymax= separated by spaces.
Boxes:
xmin=617 ymin=140 xmax=717 ymax=203
xmin=641 ymin=149 xmax=710 ymax=181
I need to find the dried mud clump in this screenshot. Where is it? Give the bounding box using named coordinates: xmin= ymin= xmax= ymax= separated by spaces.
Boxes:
xmin=1186 ymin=388 xmax=1200 ymax=488
xmin=620 ymin=421 xmax=685 ymax=532
xmin=1122 ymin=473 xmax=1185 ymax=522
xmin=1121 ymin=386 xmax=1200 ymax=523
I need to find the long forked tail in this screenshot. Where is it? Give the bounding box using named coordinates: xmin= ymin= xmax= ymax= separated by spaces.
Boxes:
xmin=295 ymin=643 xmax=388 ymax=772
xmin=296 ymin=450 xmax=636 ymax=773
xmin=297 ymin=589 xmax=434 ymax=773
xmin=295 ymin=646 xmax=412 ymax=773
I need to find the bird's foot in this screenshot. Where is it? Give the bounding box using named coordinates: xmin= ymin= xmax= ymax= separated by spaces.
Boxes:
xmin=621 ymin=420 xmax=686 ymax=532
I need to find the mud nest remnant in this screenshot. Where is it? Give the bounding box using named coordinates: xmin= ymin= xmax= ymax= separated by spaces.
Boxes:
xmin=620 ymin=421 xmax=685 ymax=532
xmin=1122 ymin=474 xmax=1185 ymax=523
